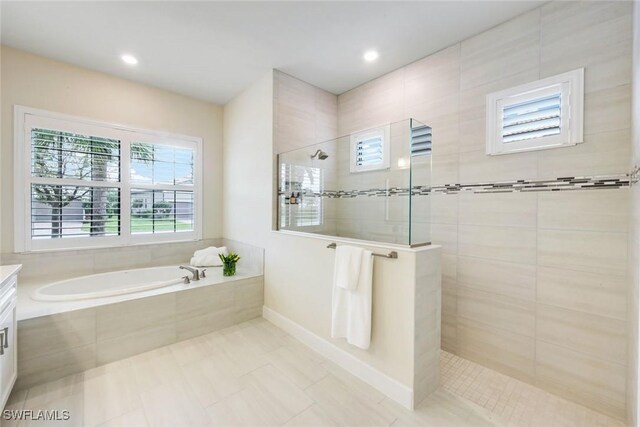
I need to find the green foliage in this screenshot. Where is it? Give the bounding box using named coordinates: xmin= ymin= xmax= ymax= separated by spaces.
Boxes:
xmin=219 ymin=252 xmax=240 ymax=264
xmin=153 ymin=201 xmax=173 ymax=219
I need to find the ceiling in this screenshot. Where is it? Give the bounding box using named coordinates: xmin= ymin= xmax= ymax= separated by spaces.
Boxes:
xmin=1 ymin=1 xmax=544 ymax=105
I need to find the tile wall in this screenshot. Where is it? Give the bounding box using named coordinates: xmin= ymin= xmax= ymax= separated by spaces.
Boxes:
xmin=334 ymin=1 xmax=632 ymax=419
xmin=628 ymin=1 xmax=640 ymax=425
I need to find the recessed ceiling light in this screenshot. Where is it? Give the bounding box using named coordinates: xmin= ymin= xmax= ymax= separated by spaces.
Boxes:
xmin=363 ymin=50 xmax=379 ymax=62
xmin=121 ymin=54 xmax=138 ymax=65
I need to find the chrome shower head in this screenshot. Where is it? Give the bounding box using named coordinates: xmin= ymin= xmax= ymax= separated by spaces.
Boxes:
xmin=310 ymin=149 xmax=329 ymax=160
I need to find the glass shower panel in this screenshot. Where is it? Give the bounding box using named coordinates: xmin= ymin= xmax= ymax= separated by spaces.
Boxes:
xmin=277 ymin=119 xmax=431 ymax=246
xmin=409 ymin=118 xmax=432 ymax=246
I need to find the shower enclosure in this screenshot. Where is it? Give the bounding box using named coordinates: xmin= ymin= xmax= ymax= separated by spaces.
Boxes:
xmin=277 ymin=118 xmax=431 ymax=246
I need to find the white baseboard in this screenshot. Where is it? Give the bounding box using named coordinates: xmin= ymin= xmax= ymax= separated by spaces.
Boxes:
xmin=262 ymin=305 xmax=414 ymax=409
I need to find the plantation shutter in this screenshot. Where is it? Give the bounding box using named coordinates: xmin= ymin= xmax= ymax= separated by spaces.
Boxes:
xmin=355 ymin=136 xmax=384 ymax=167
xmin=410 ymin=125 xmax=432 ymax=157
xmin=30 ymin=128 xmax=121 ymax=239
xmin=502 ymin=93 xmax=562 ymax=143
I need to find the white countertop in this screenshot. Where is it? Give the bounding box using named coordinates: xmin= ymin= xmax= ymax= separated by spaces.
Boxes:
xmin=0 ymin=264 xmax=22 ymax=286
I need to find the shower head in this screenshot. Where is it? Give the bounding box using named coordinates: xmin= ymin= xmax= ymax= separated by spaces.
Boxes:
xmin=310 ymin=149 xmax=329 ymax=160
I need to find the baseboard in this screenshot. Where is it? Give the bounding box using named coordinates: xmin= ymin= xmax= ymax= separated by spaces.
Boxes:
xmin=262 ymin=305 xmax=414 ymax=409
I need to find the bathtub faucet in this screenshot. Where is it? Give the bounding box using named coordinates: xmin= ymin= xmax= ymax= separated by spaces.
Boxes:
xmin=179 ymin=265 xmax=200 ymax=281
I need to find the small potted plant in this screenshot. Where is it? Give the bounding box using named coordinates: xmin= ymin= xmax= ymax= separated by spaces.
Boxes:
xmin=219 ymin=252 xmax=240 ymax=277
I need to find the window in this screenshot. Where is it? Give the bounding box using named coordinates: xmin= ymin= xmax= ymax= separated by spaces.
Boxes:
xmin=350 ymin=126 xmax=390 ymax=172
xmin=279 ymin=163 xmax=323 ymax=228
xmin=14 ymin=106 xmax=202 ymax=252
xmin=486 ymin=68 xmax=584 ymax=155
xmin=410 ymin=124 xmax=432 ymax=157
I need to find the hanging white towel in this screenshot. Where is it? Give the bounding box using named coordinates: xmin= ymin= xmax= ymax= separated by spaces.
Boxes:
xmin=190 ymin=246 xmax=228 ymax=267
xmin=331 ymin=249 xmax=373 ymax=349
xmin=334 ymin=245 xmax=364 ymax=291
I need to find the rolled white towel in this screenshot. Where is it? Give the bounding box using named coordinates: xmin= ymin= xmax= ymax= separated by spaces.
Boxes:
xmin=190 ymin=255 xmax=221 ymax=267
xmin=193 ymin=246 xmax=228 ymax=258
xmin=190 ymin=246 xmax=228 ymax=267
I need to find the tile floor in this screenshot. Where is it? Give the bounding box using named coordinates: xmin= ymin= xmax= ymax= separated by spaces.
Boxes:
xmin=2 ymin=317 xmax=626 ymax=427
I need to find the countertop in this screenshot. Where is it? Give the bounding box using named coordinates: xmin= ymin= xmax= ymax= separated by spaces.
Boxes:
xmin=0 ymin=265 xmax=22 ymax=285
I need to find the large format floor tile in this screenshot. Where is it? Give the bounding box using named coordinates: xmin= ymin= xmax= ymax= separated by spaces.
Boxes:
xmin=4 ymin=318 xmax=625 ymax=426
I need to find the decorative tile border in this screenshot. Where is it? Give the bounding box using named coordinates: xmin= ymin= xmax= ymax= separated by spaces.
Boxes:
xmin=279 ymin=173 xmax=630 ymax=198
xmin=631 ymin=164 xmax=640 ymax=186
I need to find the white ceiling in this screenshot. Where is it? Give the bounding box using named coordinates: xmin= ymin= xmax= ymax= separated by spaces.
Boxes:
xmin=1 ymin=1 xmax=544 ymax=105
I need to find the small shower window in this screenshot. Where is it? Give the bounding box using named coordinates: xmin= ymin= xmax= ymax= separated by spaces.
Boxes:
xmin=350 ymin=125 xmax=390 ymax=173
xmin=280 ymin=163 xmax=323 ymax=228
xmin=486 ymin=68 xmax=584 ymax=155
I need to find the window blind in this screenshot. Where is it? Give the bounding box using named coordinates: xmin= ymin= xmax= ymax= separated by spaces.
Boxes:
xmin=410 ymin=125 xmax=432 ymax=157
xmin=31 ymin=128 xmax=120 ymax=181
xmin=130 ymin=189 xmax=194 ymax=234
xmin=31 ymin=185 xmax=120 ymax=239
xmin=280 ymin=163 xmax=322 ymax=227
xmin=30 ymin=128 xmax=121 ymax=239
xmin=502 ymin=93 xmax=562 ymax=143
xmin=355 ymin=136 xmax=384 ymax=166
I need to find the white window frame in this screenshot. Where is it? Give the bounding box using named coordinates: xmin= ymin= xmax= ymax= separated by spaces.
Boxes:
xmin=486 ymin=68 xmax=584 ymax=156
xmin=350 ymin=125 xmax=391 ymax=173
xmin=14 ymin=105 xmax=203 ymax=252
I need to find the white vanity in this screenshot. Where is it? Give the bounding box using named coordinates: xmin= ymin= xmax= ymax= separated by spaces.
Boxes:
xmin=0 ymin=265 xmax=19 ymax=409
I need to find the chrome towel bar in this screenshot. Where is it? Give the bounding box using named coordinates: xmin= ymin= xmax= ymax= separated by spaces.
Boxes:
xmin=326 ymin=243 xmax=398 ymax=259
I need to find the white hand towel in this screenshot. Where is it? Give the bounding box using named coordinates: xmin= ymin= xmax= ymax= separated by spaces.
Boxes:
xmin=334 ymin=245 xmax=364 ymax=291
xmin=331 ymin=249 xmax=373 ymax=349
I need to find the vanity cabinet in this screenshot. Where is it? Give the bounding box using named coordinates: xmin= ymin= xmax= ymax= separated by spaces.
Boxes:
xmin=0 ymin=266 xmax=20 ymax=410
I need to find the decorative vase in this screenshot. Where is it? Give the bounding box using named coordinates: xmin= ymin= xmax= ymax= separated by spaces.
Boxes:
xmin=223 ymin=261 xmax=237 ymax=277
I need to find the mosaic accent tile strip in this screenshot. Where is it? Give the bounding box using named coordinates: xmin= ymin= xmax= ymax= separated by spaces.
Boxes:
xmin=279 ymin=174 xmax=630 ymax=198
xmin=631 ymin=164 xmax=640 ymax=185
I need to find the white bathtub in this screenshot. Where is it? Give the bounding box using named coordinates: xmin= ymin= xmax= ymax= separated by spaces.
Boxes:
xmin=31 ymin=265 xmax=187 ymax=301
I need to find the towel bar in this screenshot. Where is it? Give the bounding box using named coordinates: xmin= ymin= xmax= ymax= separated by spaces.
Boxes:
xmin=326 ymin=243 xmax=398 ymax=259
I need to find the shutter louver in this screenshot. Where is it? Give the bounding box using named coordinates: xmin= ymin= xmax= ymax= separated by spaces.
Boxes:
xmin=356 ymin=136 xmax=384 ymax=166
xmin=411 ymin=125 xmax=432 ymax=157
xmin=502 ymin=93 xmax=562 ymax=143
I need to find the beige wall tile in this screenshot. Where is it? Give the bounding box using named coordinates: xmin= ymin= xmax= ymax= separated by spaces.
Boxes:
xmin=176 ymin=282 xmax=236 ymax=323
xmin=429 ymin=194 xmax=458 ymax=225
xmin=537 ymin=229 xmax=627 ymax=275
xmin=457 ymin=317 xmax=535 ymax=383
xmin=97 ymin=324 xmax=176 ymax=365
xmin=18 ymin=308 xmax=96 ymax=360
xmin=538 ymin=189 xmax=629 ymax=233
xmin=540 ymin=1 xmax=632 ymax=89
xmin=16 ymin=344 xmax=96 ymax=391
xmin=457 ymin=256 xmax=535 ymax=301
xmin=431 ymin=153 xmax=459 ymax=186
xmin=430 ymin=224 xmax=457 ymax=255
xmin=458 ymin=192 xmax=537 ymax=228
xmin=536 ymin=304 xmax=626 ymax=364
xmin=458 ymin=225 xmax=536 ymax=265
xmin=537 ymin=266 xmax=627 ymax=321
xmin=96 ymin=293 xmax=175 ymax=342
xmin=459 ymin=149 xmax=538 ymax=184
xmin=457 ymin=286 xmax=534 ymax=337
xmin=460 ymin=10 xmax=540 ymax=91
xmin=537 ymin=129 xmax=631 ymax=178
xmin=584 ymin=85 xmax=631 ymax=136
xmin=536 ymin=341 xmax=626 ymax=419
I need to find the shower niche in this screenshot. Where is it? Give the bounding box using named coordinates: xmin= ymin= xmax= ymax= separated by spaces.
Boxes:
xmin=277 ymin=118 xmax=432 ymax=246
